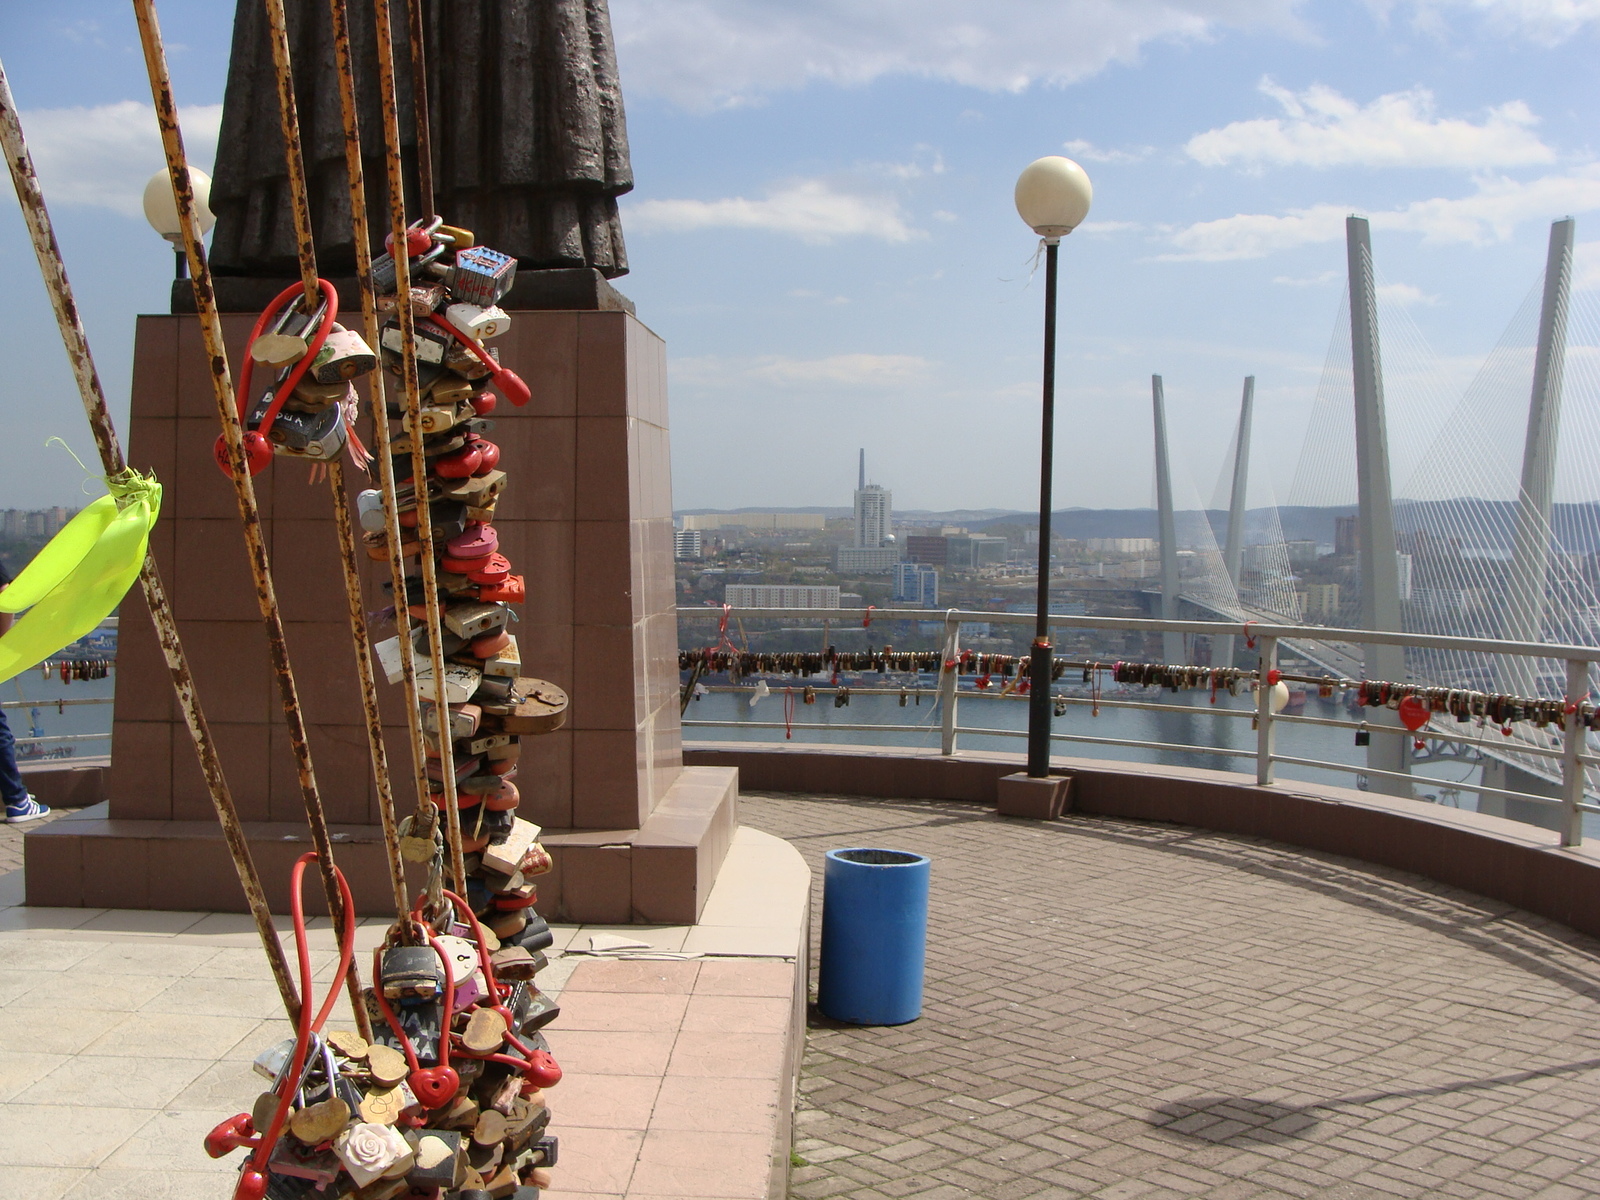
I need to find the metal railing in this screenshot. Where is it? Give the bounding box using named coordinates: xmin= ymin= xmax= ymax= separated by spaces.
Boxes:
xmin=677 ymin=605 xmax=1600 ymax=847
xmin=1 ymin=694 xmax=114 ymax=750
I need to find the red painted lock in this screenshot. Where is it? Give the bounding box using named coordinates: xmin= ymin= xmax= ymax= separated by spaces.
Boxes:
xmin=471 ymin=391 xmax=497 ymax=416
xmin=409 ymin=1065 xmax=460 ymax=1110
xmin=473 ymin=439 xmax=501 ymax=474
xmin=1398 ymin=694 xmax=1429 ymax=732
xmin=476 ymin=575 xmax=525 ymax=604
xmin=234 ymin=1165 xmax=270 ymax=1200
xmin=522 ymin=1050 xmax=562 ymax=1089
xmin=493 ymin=367 xmax=531 ymax=407
xmin=433 ymin=443 xmax=483 ymax=479
xmin=467 ymin=553 xmax=511 ymax=585
xmin=204 ymin=1113 xmax=258 ymax=1158
xmin=214 ymin=431 xmax=274 ymax=479
xmin=387 ymin=226 xmax=433 ymax=258
xmin=470 ymin=628 xmax=512 ymax=658
xmin=485 ymin=780 xmax=520 ymax=811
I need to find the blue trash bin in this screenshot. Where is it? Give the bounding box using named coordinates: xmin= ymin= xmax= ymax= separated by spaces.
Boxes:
xmin=817 ymin=848 xmax=930 ymax=1025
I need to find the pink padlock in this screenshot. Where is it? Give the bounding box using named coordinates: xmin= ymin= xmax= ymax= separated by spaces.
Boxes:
xmin=470 ymin=628 xmax=512 ymax=659
xmin=446 ymin=522 xmax=498 ymax=560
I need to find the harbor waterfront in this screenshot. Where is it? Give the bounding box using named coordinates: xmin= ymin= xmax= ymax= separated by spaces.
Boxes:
xmin=681 ymin=675 xmax=1542 ymax=815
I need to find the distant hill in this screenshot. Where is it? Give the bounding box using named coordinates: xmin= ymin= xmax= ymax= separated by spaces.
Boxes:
xmin=677 ymin=502 xmax=1600 ymax=551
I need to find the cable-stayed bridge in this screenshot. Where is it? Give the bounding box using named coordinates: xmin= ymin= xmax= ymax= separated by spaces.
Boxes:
xmin=1146 ymin=216 xmax=1600 ymax=816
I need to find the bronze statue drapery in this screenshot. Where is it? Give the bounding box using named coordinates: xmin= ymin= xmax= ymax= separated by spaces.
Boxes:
xmin=209 ymin=0 xmax=632 ymax=280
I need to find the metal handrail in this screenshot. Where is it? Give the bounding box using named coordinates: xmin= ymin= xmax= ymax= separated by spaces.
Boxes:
xmin=678 ymin=604 xmax=1597 ymax=846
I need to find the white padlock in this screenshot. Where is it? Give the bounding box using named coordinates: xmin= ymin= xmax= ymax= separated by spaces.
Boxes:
xmin=445 ymin=302 xmax=511 ymax=341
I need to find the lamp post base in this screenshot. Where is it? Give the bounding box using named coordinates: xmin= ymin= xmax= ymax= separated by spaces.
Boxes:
xmin=997 ymin=772 xmax=1073 ymax=820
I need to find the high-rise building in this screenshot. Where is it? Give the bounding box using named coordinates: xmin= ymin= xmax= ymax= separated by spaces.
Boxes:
xmin=892 ymin=562 xmax=939 ymax=607
xmin=1335 ymin=515 xmax=1359 ymax=557
xmin=852 ymin=450 xmax=892 ymax=549
xmin=837 ymin=450 xmax=899 ymax=573
xmin=674 ymin=529 xmax=702 ymax=560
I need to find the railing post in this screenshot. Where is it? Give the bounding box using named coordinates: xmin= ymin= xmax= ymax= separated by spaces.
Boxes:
xmin=1561 ymin=657 xmax=1587 ymax=847
xmin=939 ymin=613 xmax=961 ymax=756
xmin=1256 ymin=635 xmax=1277 ymax=785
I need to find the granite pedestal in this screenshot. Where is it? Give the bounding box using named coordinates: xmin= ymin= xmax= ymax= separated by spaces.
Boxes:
xmin=27 ymin=292 xmax=734 ymax=922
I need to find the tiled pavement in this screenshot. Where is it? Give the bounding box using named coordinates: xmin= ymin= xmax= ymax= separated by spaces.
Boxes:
xmin=743 ymin=791 xmax=1600 ymax=1200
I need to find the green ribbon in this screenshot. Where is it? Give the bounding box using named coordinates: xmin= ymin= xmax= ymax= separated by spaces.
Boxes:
xmin=0 ymin=467 xmax=162 ymax=685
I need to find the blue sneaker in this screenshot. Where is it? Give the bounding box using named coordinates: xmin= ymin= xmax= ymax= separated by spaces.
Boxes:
xmin=4 ymin=796 xmax=51 ymax=824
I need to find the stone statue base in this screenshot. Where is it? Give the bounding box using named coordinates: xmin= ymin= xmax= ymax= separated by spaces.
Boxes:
xmin=25 ymin=302 xmax=736 ymax=922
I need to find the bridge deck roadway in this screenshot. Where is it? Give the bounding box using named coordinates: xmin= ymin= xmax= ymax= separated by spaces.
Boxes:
xmin=746 ymin=791 xmax=1600 ymax=1200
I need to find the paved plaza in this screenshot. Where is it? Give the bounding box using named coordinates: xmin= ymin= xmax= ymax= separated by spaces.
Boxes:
xmin=742 ymin=791 xmax=1600 ymax=1200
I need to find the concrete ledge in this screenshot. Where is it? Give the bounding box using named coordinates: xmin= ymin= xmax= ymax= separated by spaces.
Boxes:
xmin=685 ymin=741 xmax=1600 ymax=941
xmin=26 ymin=766 xmax=739 ymax=923
xmin=16 ymin=762 xmax=106 ymax=808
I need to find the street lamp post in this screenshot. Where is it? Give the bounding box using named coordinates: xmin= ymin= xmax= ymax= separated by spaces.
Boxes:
xmin=142 ymin=167 xmax=215 ymax=281
xmin=1015 ymin=156 xmax=1092 ymax=779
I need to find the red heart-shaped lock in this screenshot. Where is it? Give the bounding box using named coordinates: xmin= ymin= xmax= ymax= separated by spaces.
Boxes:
xmin=485 ymin=780 xmax=520 ymax=811
xmin=215 ymin=431 xmax=274 ymax=479
xmin=522 ymin=1049 xmax=562 ymax=1089
xmin=473 ymin=439 xmax=501 ymax=475
xmin=471 ymin=391 xmax=497 ymax=416
xmin=409 ymin=1065 xmax=460 ymax=1110
xmin=433 ymin=443 xmax=483 ymax=479
xmin=468 ymin=553 xmax=511 ymax=585
xmin=1398 ymin=694 xmax=1429 ymax=732
xmin=387 ymin=226 xmax=433 ymax=258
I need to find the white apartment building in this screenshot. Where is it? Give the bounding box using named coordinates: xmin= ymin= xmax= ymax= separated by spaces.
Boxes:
xmin=724 ymin=585 xmax=841 ymax=609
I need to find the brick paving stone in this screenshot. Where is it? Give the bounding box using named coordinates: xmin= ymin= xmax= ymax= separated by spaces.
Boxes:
xmin=745 ymin=792 xmax=1600 ymax=1199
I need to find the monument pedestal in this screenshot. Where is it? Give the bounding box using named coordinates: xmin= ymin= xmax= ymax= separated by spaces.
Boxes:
xmin=27 ymin=304 xmax=735 ymax=921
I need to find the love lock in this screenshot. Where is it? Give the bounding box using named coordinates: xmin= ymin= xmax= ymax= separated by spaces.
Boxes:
xmin=214 ymin=430 xmax=274 ymax=479
xmin=409 ymin=1064 xmax=460 ymax=1110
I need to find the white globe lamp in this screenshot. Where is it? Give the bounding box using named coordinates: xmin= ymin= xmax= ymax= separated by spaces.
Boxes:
xmin=1014 ymin=156 xmax=1092 ymax=241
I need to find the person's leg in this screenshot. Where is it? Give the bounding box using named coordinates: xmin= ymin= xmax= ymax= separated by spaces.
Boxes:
xmin=0 ymin=706 xmax=48 ymax=821
xmin=0 ymin=706 xmax=27 ymax=809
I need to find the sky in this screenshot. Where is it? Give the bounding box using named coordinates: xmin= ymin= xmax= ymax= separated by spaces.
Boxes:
xmin=1 ymin=1 xmax=1598 ymax=515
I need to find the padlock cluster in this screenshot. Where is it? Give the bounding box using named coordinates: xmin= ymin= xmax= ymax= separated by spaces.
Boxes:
xmin=225 ymin=278 xmax=380 ymax=477
xmin=361 ymin=214 xmax=567 ymax=939
xmin=223 ymin=900 xmax=562 ymax=1200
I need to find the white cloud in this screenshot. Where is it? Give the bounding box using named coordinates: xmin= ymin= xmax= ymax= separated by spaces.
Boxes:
xmin=1186 ymin=79 xmax=1554 ymax=170
xmin=610 ymin=0 xmax=1307 ymax=110
xmin=676 ymin=353 xmax=932 ymax=388
xmin=1078 ymin=220 xmax=1142 ymax=235
xmin=1273 ymin=270 xmax=1340 ymax=285
xmin=1063 ymin=138 xmax=1154 ymax=165
xmin=1377 ymin=281 xmax=1439 ymax=305
xmin=13 ymin=100 xmax=222 ymax=218
xmin=1378 ymin=0 xmax=1600 ymax=44
xmin=1573 ymin=241 xmax=1600 ymax=291
xmin=1163 ymin=165 xmax=1600 ymax=260
xmin=625 ymin=179 xmax=921 ymax=243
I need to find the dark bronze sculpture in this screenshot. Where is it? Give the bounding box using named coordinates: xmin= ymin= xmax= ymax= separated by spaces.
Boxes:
xmin=209 ymin=0 xmax=631 ymax=281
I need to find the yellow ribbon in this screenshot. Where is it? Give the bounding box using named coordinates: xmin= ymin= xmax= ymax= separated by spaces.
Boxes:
xmin=0 ymin=467 xmax=161 ymax=685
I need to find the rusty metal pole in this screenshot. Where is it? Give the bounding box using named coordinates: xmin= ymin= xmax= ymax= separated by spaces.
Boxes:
xmin=404 ymin=0 xmax=435 ymax=220
xmin=132 ymin=0 xmax=371 ymax=1040
xmin=327 ymin=0 xmax=436 ymax=919
xmin=0 ymin=56 xmax=301 ymax=1024
xmin=374 ymin=0 xmax=467 ymax=896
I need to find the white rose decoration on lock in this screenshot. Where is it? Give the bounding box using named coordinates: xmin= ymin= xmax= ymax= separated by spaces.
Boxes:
xmin=334 ymin=1121 xmax=415 ymax=1186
